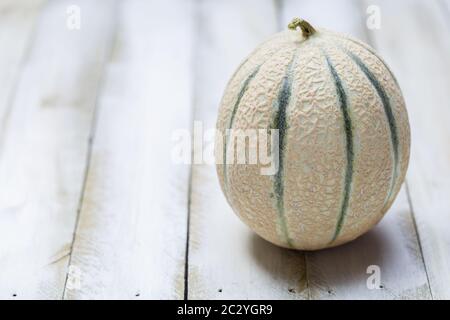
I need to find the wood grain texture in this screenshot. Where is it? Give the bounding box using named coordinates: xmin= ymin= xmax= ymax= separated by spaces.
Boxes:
xmin=63 ymin=0 xmax=194 ymax=299
xmin=280 ymin=0 xmax=431 ymax=299
xmin=0 ymin=0 xmax=444 ymax=300
xmin=0 ymin=0 xmax=116 ymax=299
xmin=366 ymin=0 xmax=450 ymax=299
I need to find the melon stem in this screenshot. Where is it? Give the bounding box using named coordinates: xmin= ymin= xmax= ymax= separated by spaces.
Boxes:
xmin=288 ymin=18 xmax=316 ymax=38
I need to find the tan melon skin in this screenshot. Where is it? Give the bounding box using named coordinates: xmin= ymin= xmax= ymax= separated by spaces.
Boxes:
xmin=215 ymin=28 xmax=410 ymax=250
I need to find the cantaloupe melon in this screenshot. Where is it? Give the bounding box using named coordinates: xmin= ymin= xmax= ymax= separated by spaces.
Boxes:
xmin=215 ymin=18 xmax=410 ymax=250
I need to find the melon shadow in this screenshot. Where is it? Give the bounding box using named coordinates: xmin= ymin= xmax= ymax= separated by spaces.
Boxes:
xmin=249 ymin=225 xmax=392 ymax=296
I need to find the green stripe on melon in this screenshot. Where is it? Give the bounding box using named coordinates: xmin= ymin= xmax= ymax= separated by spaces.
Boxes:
xmin=215 ymin=18 xmax=410 ymax=250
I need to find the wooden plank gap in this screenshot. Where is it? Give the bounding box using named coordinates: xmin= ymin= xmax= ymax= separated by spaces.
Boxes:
xmin=404 ymin=180 xmax=434 ymax=300
xmin=61 ymin=0 xmax=121 ymax=300
xmin=184 ymin=0 xmax=205 ymax=301
xmin=361 ymin=0 xmax=434 ymax=299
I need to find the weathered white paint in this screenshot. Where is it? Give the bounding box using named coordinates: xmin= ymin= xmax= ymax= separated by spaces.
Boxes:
xmin=63 ymin=0 xmax=194 ymax=299
xmin=0 ymin=0 xmax=116 ymax=299
xmin=367 ymin=0 xmax=450 ymax=299
xmin=0 ymin=0 xmax=45 ymax=133
xmin=0 ymin=0 xmax=445 ymax=300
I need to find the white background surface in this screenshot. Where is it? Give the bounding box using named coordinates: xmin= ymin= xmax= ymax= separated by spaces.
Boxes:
xmin=0 ymin=0 xmax=449 ymax=299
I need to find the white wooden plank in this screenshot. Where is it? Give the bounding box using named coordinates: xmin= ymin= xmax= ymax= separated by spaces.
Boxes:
xmin=366 ymin=0 xmax=450 ymax=299
xmin=281 ymin=0 xmax=431 ymax=299
xmin=63 ymin=0 xmax=194 ymax=299
xmin=0 ymin=0 xmax=116 ymax=299
xmin=0 ymin=0 xmax=45 ymax=131
xmin=187 ymin=0 xmax=310 ymax=300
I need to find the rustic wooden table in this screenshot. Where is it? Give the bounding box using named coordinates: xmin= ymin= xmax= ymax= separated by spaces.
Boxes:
xmin=0 ymin=0 xmax=449 ymax=300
